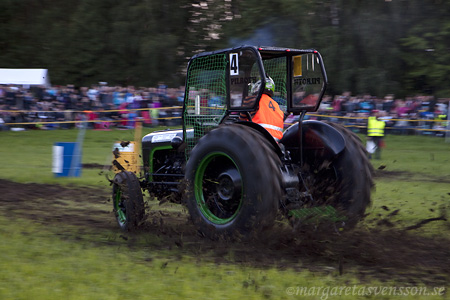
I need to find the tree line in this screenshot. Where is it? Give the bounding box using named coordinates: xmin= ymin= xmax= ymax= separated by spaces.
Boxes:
xmin=0 ymin=0 xmax=449 ymax=98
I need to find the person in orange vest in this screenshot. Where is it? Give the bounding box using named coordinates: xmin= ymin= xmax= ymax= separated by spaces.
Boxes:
xmin=367 ymin=110 xmax=386 ymax=160
xmin=239 ymin=76 xmax=284 ymax=141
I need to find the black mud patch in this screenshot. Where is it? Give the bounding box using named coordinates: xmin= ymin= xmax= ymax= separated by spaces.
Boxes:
xmin=374 ymin=168 xmax=450 ymax=184
xmin=0 ymin=178 xmax=449 ymax=286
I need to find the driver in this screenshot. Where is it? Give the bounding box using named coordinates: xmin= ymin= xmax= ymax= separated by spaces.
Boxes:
xmin=239 ymin=76 xmax=284 ymax=141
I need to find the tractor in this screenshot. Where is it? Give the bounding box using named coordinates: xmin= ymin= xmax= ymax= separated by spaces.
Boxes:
xmin=111 ymin=45 xmax=374 ymax=239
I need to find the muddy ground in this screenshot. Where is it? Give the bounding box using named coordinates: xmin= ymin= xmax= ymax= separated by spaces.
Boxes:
xmin=1 ymin=173 xmax=449 ymax=287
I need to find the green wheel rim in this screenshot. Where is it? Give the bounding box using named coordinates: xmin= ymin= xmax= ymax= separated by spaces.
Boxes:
xmin=194 ymin=152 xmax=243 ymax=225
xmin=114 ymin=187 xmax=127 ymax=225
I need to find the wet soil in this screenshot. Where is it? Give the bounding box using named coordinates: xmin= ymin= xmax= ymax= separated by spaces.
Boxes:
xmin=1 ymin=176 xmax=449 ymax=286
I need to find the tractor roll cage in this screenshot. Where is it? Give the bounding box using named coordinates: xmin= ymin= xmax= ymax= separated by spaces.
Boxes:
xmin=182 ymin=45 xmax=328 ymax=155
xmin=184 ymin=45 xmax=328 ymax=115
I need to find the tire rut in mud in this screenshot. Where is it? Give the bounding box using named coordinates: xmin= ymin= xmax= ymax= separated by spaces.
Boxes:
xmin=0 ymin=178 xmax=449 ymax=286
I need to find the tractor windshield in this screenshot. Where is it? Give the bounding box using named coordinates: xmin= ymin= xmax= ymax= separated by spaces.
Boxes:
xmin=290 ymin=53 xmax=326 ymax=111
xmin=259 ymin=50 xmax=326 ymax=113
xmin=229 ymin=50 xmax=288 ymax=112
xmin=228 ymin=49 xmax=264 ymax=110
xmin=227 ymin=48 xmax=327 ymax=114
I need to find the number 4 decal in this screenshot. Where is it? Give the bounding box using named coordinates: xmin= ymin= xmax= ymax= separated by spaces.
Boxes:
xmin=230 ymin=53 xmax=239 ymax=76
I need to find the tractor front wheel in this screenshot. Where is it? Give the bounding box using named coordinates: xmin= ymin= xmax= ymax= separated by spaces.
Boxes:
xmin=112 ymin=171 xmax=145 ymax=231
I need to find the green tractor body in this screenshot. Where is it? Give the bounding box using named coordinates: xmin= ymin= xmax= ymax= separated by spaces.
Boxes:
xmin=112 ymin=46 xmax=373 ymax=238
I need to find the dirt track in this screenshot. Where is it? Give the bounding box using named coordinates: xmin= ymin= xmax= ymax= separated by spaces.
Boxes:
xmin=1 ymin=177 xmax=449 ymax=286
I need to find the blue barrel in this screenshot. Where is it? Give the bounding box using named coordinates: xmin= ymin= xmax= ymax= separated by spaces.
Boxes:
xmin=52 ymin=142 xmax=82 ymax=177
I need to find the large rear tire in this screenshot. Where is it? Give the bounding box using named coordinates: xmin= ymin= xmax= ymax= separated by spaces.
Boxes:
xmin=184 ymin=124 xmax=282 ymax=240
xmin=301 ymin=122 xmax=374 ymax=228
xmin=112 ymin=171 xmax=145 ymax=231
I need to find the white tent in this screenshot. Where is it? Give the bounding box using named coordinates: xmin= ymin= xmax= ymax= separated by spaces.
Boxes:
xmin=0 ymin=68 xmax=50 ymax=87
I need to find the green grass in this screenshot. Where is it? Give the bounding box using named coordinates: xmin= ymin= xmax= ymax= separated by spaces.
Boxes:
xmin=361 ymin=134 xmax=450 ymax=235
xmin=365 ymin=134 xmax=450 ymax=178
xmin=1 ymin=129 xmax=449 ymax=185
xmin=1 ymin=129 xmax=449 ymax=299
xmin=367 ymin=179 xmax=449 ymax=235
xmin=0 ymin=127 xmax=167 ymax=186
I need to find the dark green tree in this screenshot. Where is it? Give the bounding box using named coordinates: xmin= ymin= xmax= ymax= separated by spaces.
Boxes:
xmin=0 ymin=0 xmax=449 ymax=97
xmin=400 ymin=0 xmax=450 ymax=97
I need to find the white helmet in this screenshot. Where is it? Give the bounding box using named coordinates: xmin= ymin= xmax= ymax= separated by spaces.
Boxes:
xmin=251 ymin=76 xmax=275 ymax=96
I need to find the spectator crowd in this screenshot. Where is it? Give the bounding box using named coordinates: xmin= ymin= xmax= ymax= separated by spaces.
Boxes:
xmin=0 ymin=84 xmax=448 ymax=136
xmin=288 ymin=92 xmax=449 ymax=136
xmin=0 ymin=84 xmax=184 ymax=131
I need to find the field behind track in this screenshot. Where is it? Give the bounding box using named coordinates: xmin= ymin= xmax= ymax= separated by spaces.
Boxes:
xmin=0 ymin=128 xmax=449 ymax=299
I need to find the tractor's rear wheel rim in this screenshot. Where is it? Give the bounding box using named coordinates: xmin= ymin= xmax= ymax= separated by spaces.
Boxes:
xmin=195 ymin=152 xmax=243 ymax=225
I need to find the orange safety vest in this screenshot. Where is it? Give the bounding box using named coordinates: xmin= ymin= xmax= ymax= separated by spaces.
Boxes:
xmin=252 ymin=94 xmax=284 ymax=141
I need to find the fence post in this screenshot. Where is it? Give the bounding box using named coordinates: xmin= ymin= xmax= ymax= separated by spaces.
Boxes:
xmin=69 ymin=115 xmax=86 ymax=176
xmin=446 ymin=101 xmax=450 ymax=143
